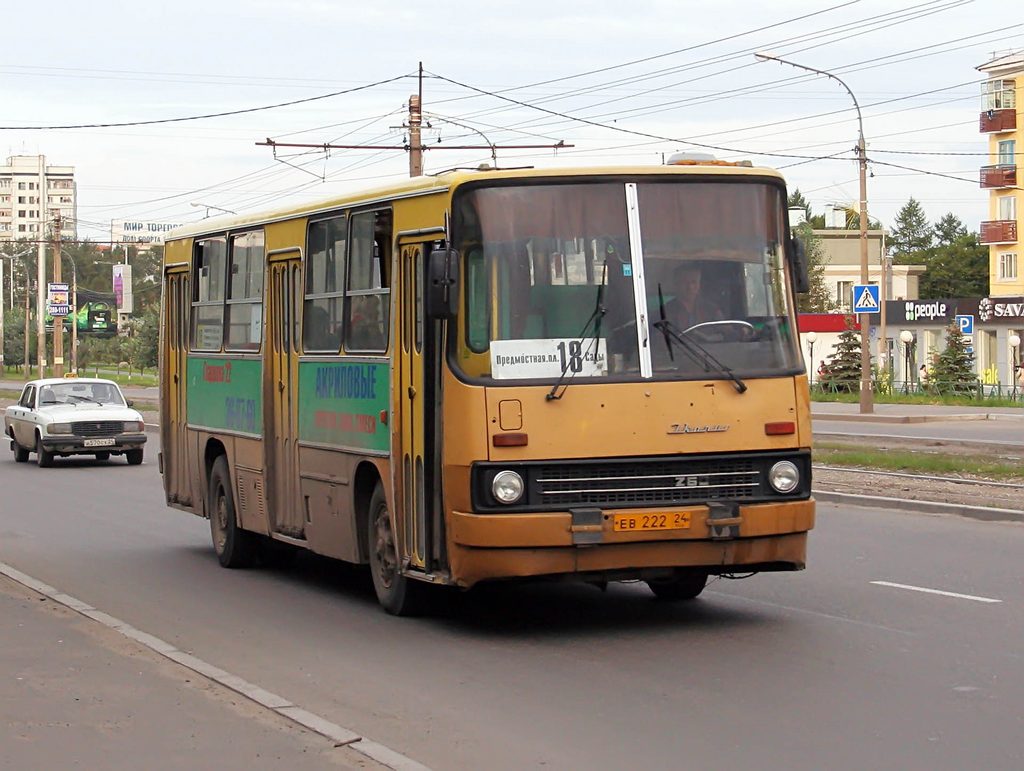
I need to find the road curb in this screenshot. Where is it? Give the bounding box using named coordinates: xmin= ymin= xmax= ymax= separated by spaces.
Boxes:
xmin=0 ymin=560 xmax=430 ymax=771
xmin=811 ymin=413 xmax=990 ymax=424
xmin=814 ymin=490 xmax=1024 ymax=523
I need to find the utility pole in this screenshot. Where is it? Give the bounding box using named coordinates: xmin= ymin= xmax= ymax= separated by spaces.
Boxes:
xmin=36 ymin=155 xmax=47 ymax=380
xmin=408 ymin=63 xmax=423 ymax=177
xmin=257 ymin=63 xmax=570 ymax=176
xmin=52 ymin=213 xmax=64 ymax=377
xmin=0 ymin=257 xmax=5 ymax=373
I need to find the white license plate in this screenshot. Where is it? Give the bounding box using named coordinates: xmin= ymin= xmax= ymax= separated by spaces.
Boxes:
xmin=83 ymin=438 xmax=115 ymax=447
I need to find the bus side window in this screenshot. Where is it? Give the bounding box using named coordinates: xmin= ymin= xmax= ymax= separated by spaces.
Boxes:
xmin=345 ymin=209 xmax=391 ymax=352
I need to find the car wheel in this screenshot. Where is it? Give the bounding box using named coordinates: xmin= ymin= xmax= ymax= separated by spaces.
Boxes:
xmin=35 ymin=434 xmax=54 ymax=468
xmin=95 ymin=451 xmax=111 ymax=461
xmin=208 ymin=456 xmax=257 ymax=568
xmin=647 ymin=570 xmax=709 ymax=601
xmin=126 ymin=449 xmax=143 ymax=465
xmin=367 ymin=482 xmax=430 ymax=616
xmin=12 ymin=436 xmax=29 ymax=463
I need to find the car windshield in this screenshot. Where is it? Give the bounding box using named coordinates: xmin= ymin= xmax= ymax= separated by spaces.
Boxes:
xmin=39 ymin=382 xmax=125 ymax=406
xmin=452 ymin=179 xmax=801 ymax=383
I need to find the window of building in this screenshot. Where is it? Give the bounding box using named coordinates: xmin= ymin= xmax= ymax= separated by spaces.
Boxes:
xmin=27 ymin=182 xmax=36 ymax=190
xmin=998 ymin=195 xmax=1016 ymax=221
xmin=17 ymin=196 xmax=26 ymax=204
xmin=17 ymin=210 xmax=25 ymax=217
xmin=225 ymin=230 xmax=265 ymax=350
xmin=303 ymin=215 xmax=347 ymax=353
xmin=836 ymin=280 xmax=853 ymax=310
xmin=0 ymin=210 xmax=9 ymax=218
xmin=28 ymin=224 xmax=37 ymax=232
xmin=998 ymin=140 xmax=1016 ymax=166
xmin=191 ymin=237 xmax=227 ymax=350
xmin=17 ymin=225 xmax=25 ymax=232
xmin=0 ymin=179 xmax=10 ymax=188
xmin=983 ymin=79 xmax=1016 ymax=110
xmin=345 ymin=209 xmax=391 ymax=352
xmin=17 ymin=182 xmax=25 ymax=190
xmin=999 ymin=252 xmax=1018 ymax=281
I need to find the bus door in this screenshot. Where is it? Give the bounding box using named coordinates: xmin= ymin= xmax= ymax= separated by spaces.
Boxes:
xmin=265 ymin=252 xmax=304 ymax=539
xmin=162 ymin=265 xmax=192 ymax=507
xmin=398 ymin=237 xmax=445 ymax=572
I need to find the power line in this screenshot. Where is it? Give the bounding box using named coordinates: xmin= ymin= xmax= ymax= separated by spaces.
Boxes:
xmin=0 ymin=73 xmax=413 ymax=130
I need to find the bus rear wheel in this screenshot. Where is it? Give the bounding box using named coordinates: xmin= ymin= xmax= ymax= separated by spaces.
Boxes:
xmin=367 ymin=483 xmax=428 ymax=616
xmin=208 ymin=456 xmax=258 ymax=568
xmin=647 ymin=570 xmax=709 ymax=601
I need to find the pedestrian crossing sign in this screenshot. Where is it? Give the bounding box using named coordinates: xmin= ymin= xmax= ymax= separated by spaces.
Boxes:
xmin=852 ymin=284 xmax=880 ymax=314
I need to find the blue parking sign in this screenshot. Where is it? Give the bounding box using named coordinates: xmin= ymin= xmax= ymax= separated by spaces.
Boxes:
xmin=852 ymin=284 xmax=880 ymax=314
xmin=956 ymin=314 xmax=974 ymax=335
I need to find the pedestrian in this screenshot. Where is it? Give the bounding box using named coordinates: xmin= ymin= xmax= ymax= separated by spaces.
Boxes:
xmin=919 ymin=363 xmax=929 ymax=390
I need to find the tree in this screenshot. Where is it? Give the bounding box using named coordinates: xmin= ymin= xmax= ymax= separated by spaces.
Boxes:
xmin=890 ymin=197 xmax=932 ymax=262
xmin=918 ymin=232 xmax=989 ymax=299
xmin=819 ymin=320 xmax=868 ymax=392
xmin=933 ymin=212 xmax=967 ymax=247
xmin=793 ymin=222 xmax=836 ymax=313
xmin=928 ymin=323 xmax=979 ymax=395
xmin=3 ymin=306 xmax=26 ymax=369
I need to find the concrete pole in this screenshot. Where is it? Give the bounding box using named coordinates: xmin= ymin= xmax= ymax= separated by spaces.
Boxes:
xmin=0 ymin=258 xmax=5 ymax=372
xmin=53 ymin=214 xmax=63 ymax=377
xmin=857 ymin=134 xmax=874 ymax=413
xmin=36 ymin=155 xmax=47 ymax=379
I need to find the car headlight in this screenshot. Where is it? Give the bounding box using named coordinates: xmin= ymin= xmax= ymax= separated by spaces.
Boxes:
xmin=123 ymin=421 xmax=144 ymax=433
xmin=491 ymin=470 xmax=525 ymax=504
xmin=49 ymin=422 xmax=72 ymax=435
xmin=768 ymin=461 xmax=799 ymax=493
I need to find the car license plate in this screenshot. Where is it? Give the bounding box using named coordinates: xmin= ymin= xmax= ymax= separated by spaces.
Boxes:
xmin=83 ymin=438 xmax=115 ymax=447
xmin=613 ymin=512 xmax=692 ymax=532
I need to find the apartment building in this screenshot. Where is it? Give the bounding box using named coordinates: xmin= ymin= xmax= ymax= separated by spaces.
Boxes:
xmin=977 ymin=51 xmax=1023 ymax=297
xmin=0 ymin=155 xmax=77 ymax=242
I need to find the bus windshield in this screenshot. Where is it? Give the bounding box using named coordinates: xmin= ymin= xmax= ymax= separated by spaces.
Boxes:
xmin=453 ymin=179 xmax=802 ymax=383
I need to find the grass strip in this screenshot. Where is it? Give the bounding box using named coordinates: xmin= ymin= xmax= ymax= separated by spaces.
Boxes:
xmin=815 ymin=441 xmax=1024 ymax=482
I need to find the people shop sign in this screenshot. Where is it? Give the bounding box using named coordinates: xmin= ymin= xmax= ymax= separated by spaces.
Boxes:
xmin=886 ymin=297 xmax=1024 ymax=324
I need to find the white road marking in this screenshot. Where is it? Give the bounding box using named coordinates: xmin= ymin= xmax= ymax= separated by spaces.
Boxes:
xmin=0 ymin=560 xmax=430 ymax=771
xmin=870 ymin=581 xmax=1002 ymax=604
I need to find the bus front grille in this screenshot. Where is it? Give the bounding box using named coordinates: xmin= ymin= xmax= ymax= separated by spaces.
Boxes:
xmin=535 ymin=459 xmax=759 ymax=507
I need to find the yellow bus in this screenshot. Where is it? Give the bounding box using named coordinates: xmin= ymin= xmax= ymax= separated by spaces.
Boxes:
xmin=159 ymin=160 xmax=815 ymax=614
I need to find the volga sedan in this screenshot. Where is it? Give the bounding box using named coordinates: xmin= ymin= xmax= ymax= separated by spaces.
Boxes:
xmin=4 ymin=378 xmax=147 ymax=467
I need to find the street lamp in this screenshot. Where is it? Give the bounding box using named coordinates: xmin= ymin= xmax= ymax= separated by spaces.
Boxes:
xmin=806 ymin=331 xmax=818 ymax=387
xmin=1010 ymin=333 xmax=1021 ymax=400
xmin=899 ymin=330 xmax=914 ymax=394
xmin=755 ymin=51 xmax=873 ymax=414
xmin=190 ymin=201 xmax=237 ymax=218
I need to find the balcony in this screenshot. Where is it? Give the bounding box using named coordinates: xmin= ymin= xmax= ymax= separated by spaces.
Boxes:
xmin=980 ymin=220 xmax=1018 ymax=245
xmin=980 ymin=164 xmax=1017 ymax=188
xmin=980 ymin=109 xmax=1016 ymax=133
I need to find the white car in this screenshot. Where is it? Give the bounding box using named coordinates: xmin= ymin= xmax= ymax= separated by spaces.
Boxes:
xmin=4 ymin=377 xmax=147 ymax=467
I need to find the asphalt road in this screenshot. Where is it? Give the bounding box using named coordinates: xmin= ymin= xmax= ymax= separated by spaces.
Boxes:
xmin=814 ymin=416 xmax=1024 ymax=449
xmin=1 ymin=450 xmax=1022 ymax=770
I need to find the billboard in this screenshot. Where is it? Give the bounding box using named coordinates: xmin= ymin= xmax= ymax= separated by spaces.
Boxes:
xmin=111 ymin=220 xmax=183 ymax=245
xmin=113 ymin=264 xmax=133 ymax=314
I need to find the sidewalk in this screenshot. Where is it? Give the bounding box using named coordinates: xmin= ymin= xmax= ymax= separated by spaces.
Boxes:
xmin=0 ymin=572 xmax=387 ymax=770
xmin=811 ymin=400 xmax=1024 ymax=423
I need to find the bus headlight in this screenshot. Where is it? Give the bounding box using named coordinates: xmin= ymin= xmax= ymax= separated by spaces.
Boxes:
xmin=49 ymin=422 xmax=72 ymax=435
xmin=768 ymin=461 xmax=799 ymax=493
xmin=492 ymin=470 xmax=525 ymax=504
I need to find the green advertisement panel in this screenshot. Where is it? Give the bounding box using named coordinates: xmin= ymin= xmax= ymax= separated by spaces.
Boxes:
xmin=298 ymin=360 xmax=389 ymax=452
xmin=186 ymin=357 xmax=263 ymax=434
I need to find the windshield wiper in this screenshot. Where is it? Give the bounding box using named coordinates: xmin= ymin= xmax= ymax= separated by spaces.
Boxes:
xmin=653 ymin=289 xmax=747 ymax=394
xmin=69 ymin=395 xmax=103 ymax=405
xmin=546 ymin=266 xmax=607 ymax=401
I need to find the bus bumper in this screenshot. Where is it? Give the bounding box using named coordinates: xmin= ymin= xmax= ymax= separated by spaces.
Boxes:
xmin=446 ymin=499 xmax=814 ymax=588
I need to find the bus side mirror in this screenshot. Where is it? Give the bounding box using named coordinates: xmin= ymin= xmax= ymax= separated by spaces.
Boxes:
xmin=426 ymin=248 xmax=460 ymax=319
xmin=789 ymin=237 xmax=809 ymax=294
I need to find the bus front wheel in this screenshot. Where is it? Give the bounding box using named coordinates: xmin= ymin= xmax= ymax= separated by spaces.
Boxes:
xmin=647 ymin=570 xmax=709 ymax=600
xmin=208 ymin=456 xmax=258 ymax=568
xmin=367 ymin=483 xmax=428 ymax=616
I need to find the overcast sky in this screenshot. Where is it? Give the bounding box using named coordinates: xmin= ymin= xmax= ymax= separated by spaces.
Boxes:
xmin=2 ymin=0 xmax=1018 ymax=241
